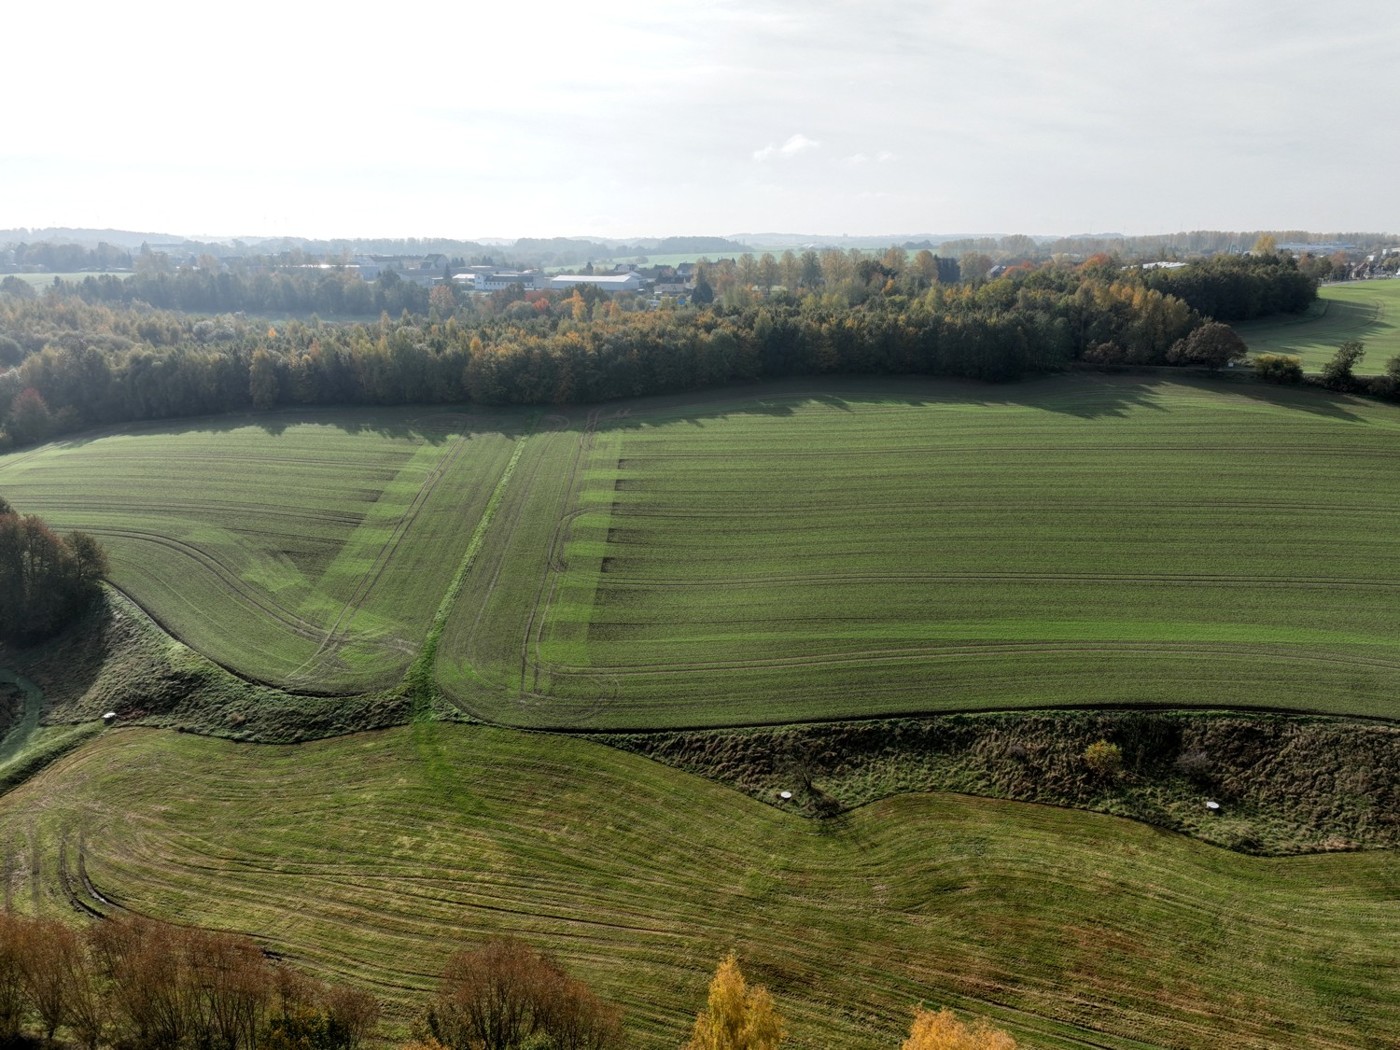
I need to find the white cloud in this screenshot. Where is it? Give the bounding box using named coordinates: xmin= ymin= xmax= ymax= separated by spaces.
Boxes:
xmin=753 ymin=134 xmax=821 ymax=162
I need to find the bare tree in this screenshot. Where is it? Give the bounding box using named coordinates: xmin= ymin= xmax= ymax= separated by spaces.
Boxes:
xmin=429 ymin=937 xmax=620 ymax=1050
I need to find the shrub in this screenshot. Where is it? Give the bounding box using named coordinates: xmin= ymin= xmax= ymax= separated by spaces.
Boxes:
xmin=1253 ymin=353 xmax=1303 ymax=383
xmin=1082 ymin=740 xmax=1123 ymax=778
xmin=1173 ymin=750 xmax=1215 ymax=784
xmin=1366 ymin=374 xmax=1399 ymax=400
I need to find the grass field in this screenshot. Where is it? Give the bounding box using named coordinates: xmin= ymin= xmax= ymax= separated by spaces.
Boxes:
xmin=1235 ymin=279 xmax=1400 ymax=372
xmin=438 ymin=375 xmax=1400 ymax=727
xmin=0 ymin=407 xmax=526 ymax=692
xmin=1 ymin=725 xmax=1394 ymax=1050
xmin=4 ymin=376 xmax=1400 ymax=722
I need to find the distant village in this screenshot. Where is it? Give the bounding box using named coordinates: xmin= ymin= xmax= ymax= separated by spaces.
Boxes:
xmin=5 ymin=235 xmax=1400 ymax=300
xmin=350 ymin=255 xmax=697 ymax=301
xmin=0 ymin=245 xmax=701 ymax=305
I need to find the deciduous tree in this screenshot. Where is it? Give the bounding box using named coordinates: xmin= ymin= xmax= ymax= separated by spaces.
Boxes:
xmin=1166 ymin=321 xmax=1247 ymax=369
xmin=901 ymin=1006 xmax=1017 ymax=1050
xmin=685 ymin=953 xmax=784 ymax=1050
xmin=1321 ymin=340 xmax=1365 ymax=391
xmin=428 ymin=936 xmax=618 ymax=1050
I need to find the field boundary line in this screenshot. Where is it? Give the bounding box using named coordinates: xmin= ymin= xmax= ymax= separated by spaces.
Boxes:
xmin=449 ymin=417 xmax=569 ymax=689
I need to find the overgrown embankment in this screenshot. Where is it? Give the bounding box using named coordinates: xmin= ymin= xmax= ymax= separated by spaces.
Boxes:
xmin=601 ymin=711 xmax=1400 ymax=855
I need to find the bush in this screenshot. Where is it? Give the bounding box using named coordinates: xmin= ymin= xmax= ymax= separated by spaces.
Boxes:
xmin=1173 ymin=750 xmax=1215 ymax=784
xmin=1366 ymin=374 xmax=1399 ymax=401
xmin=1082 ymin=740 xmax=1123 ymax=778
xmin=1253 ymin=353 xmax=1303 ymax=383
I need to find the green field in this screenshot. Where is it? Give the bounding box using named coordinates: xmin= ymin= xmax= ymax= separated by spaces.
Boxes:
xmin=4 ymin=377 xmax=1400 ymax=722
xmin=0 ymin=407 xmax=525 ymax=691
xmin=439 ymin=376 xmax=1400 ymax=726
xmin=2 ymin=725 xmax=1394 ymax=1050
xmin=1235 ymin=279 xmax=1400 ymax=372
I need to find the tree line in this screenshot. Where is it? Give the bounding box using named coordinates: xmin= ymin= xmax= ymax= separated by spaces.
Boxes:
xmin=0 ymin=911 xmax=378 ymax=1050
xmin=0 ymin=498 xmax=107 ymax=644
xmin=34 ymin=268 xmax=434 ymax=320
xmin=1 ymin=242 xmax=133 ymax=274
xmin=0 ymin=916 xmax=1018 ymax=1050
xmin=0 ymin=253 xmax=1318 ymax=450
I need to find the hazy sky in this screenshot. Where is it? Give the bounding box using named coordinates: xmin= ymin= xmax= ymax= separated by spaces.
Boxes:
xmin=5 ymin=0 xmax=1396 ymax=241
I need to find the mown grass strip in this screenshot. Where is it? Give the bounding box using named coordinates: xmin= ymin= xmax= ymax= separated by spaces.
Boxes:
xmin=408 ymin=433 xmax=530 ymax=711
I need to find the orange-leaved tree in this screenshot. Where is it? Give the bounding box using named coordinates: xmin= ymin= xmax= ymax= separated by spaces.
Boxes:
xmin=685 ymin=952 xmax=784 ymax=1050
xmin=901 ymin=1006 xmax=1017 ymax=1050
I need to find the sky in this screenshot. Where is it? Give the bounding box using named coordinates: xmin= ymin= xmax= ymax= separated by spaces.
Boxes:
xmin=4 ymin=0 xmax=1397 ymax=242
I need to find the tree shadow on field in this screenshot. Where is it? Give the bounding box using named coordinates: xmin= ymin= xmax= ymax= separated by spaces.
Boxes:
xmin=35 ymin=371 xmax=1382 ymax=455
xmin=582 ymin=372 xmax=1180 ymax=432
xmin=1198 ymin=376 xmax=1373 ymax=423
xmin=47 ymin=403 xmax=541 ymax=450
xmin=578 ymin=371 xmax=1387 ymax=434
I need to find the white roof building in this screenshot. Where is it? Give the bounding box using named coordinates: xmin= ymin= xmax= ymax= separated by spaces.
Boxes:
xmin=548 ymin=273 xmax=647 ymax=293
xmin=451 ymin=269 xmax=547 ymax=291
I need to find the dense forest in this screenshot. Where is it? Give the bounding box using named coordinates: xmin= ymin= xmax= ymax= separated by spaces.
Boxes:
xmin=0 ymin=252 xmax=1317 ymax=450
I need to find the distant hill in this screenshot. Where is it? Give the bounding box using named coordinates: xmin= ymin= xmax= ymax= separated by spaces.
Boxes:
xmin=0 ymin=228 xmax=180 ymax=249
xmin=5 ymin=227 xmax=1396 ymax=266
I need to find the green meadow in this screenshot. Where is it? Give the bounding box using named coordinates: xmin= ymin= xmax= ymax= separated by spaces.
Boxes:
xmin=437 ymin=375 xmax=1400 ymax=726
xmin=2 ymin=725 xmax=1394 ymax=1050
xmin=0 ymin=407 xmax=524 ymax=692
xmin=1236 ymin=278 xmax=1400 ymax=371
xmin=3 ymin=376 xmax=1400 ymax=722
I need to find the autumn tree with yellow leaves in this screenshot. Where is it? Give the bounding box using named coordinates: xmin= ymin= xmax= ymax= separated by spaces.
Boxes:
xmin=685 ymin=953 xmax=785 ymax=1050
xmin=901 ymin=1006 xmax=1017 ymax=1050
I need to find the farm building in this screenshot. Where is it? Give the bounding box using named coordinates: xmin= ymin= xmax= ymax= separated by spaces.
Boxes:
xmin=452 ymin=268 xmax=547 ymax=291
